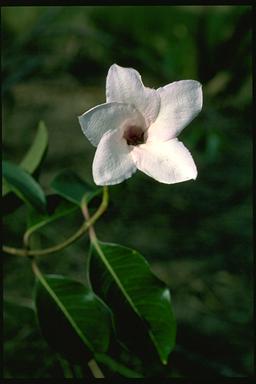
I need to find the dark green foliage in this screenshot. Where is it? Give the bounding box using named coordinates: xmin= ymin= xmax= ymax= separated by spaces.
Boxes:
xmin=3 ymin=300 xmax=62 ymax=378
xmin=51 ymin=170 xmax=101 ymax=206
xmin=3 ymin=5 xmax=252 ymax=379
xmin=3 ymin=161 xmax=46 ymax=212
xmin=20 ymin=121 xmax=48 ymax=176
xmin=35 ymin=274 xmax=112 ymax=363
xmin=2 ymin=121 xmax=48 ymax=215
xmin=27 ymin=194 xmax=78 ymax=234
xmin=90 ymin=241 xmax=176 ymax=365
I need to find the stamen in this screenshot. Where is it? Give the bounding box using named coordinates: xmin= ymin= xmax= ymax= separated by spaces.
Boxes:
xmin=123 ymin=125 xmax=145 ymax=146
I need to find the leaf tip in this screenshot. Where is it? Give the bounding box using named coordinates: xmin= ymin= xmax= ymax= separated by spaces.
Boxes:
xmin=162 ymin=358 xmax=168 ymax=365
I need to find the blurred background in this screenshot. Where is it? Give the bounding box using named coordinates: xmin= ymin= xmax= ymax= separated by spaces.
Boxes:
xmin=2 ymin=5 xmax=253 ymax=378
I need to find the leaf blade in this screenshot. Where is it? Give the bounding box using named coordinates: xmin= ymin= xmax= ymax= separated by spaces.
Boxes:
xmin=2 ymin=160 xmax=46 ymax=211
xmin=90 ymin=241 xmax=176 ymax=365
xmin=27 ymin=194 xmax=78 ymax=236
xmin=2 ymin=177 xmax=11 ymax=196
xmin=20 ymin=120 xmax=48 ymax=175
xmin=35 ymin=274 xmax=112 ymax=364
xmin=51 ymin=170 xmax=101 ymax=206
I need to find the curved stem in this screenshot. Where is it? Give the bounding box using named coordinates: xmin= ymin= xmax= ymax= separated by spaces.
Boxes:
xmin=81 ymin=200 xmax=97 ymax=243
xmin=88 ymin=359 xmax=104 ymax=378
xmin=23 ymin=228 xmax=35 ymax=249
xmin=3 ymin=187 xmax=109 ymax=258
xmin=81 ymin=186 xmax=108 ymax=379
xmin=3 ymin=222 xmax=88 ymax=257
xmin=81 ymin=186 xmax=108 ymax=243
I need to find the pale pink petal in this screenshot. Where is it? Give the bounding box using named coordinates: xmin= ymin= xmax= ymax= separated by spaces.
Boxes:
xmin=146 ymin=80 xmax=202 ymax=142
xmin=106 ymin=64 xmax=160 ymax=127
xmin=79 ymin=102 xmax=145 ymax=147
xmin=93 ymin=129 xmax=137 ymax=186
xmin=131 ymin=138 xmax=197 ymax=184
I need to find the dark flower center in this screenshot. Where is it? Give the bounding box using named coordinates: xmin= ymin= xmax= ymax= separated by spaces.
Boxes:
xmin=123 ymin=125 xmax=145 ymax=146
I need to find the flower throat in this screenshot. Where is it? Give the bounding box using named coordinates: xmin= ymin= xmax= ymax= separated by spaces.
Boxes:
xmin=123 ymin=125 xmax=145 ymax=146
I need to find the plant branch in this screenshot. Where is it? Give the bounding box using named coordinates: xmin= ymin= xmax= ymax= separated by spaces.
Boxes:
xmin=87 ymin=359 xmax=105 ymax=378
xmin=3 ymin=187 xmax=109 ymax=257
xmin=80 ymin=186 xmax=109 ymax=244
xmin=80 ymin=186 xmax=108 ymax=379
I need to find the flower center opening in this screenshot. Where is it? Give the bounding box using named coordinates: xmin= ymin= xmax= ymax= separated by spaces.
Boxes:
xmin=123 ymin=125 xmax=145 ymax=146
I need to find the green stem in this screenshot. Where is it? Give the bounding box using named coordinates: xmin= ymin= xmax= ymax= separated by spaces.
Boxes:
xmin=3 ymin=222 xmax=87 ymax=257
xmin=82 ymin=187 xmax=139 ymax=320
xmin=81 ymin=200 xmax=97 ymax=243
xmin=81 ymin=186 xmax=108 ymax=242
xmin=88 ymin=359 xmax=105 ymax=378
xmin=3 ymin=187 xmax=109 ymax=258
xmin=81 ymin=187 xmax=110 ymax=379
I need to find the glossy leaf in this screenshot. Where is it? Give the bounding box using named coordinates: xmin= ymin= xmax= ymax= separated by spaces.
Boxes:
xmin=35 ymin=274 xmax=112 ymax=364
xmin=2 ymin=161 xmax=46 ymax=212
xmin=90 ymin=241 xmax=176 ymax=365
xmin=27 ymin=194 xmax=78 ymax=236
xmin=20 ymin=121 xmax=48 ymax=175
xmin=51 ymin=170 xmax=101 ymax=206
xmin=2 ymin=121 xmax=48 ymax=199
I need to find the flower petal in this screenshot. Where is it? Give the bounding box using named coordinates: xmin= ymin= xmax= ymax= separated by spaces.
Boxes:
xmin=131 ymin=138 xmax=197 ymax=184
xmin=79 ymin=102 xmax=145 ymax=147
xmin=146 ymin=80 xmax=203 ymax=142
xmin=106 ymin=64 xmax=160 ymax=127
xmin=93 ymin=128 xmax=137 ymax=186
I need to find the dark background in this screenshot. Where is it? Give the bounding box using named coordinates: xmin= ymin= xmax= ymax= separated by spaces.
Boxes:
xmin=2 ymin=5 xmax=253 ymax=378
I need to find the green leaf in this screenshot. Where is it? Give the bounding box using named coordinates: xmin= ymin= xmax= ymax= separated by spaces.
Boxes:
xmin=35 ymin=274 xmax=112 ymax=364
xmin=2 ymin=161 xmax=46 ymax=212
xmin=27 ymin=194 xmax=78 ymax=236
xmin=51 ymin=170 xmax=101 ymax=206
xmin=90 ymin=242 xmax=176 ymax=365
xmin=2 ymin=177 xmax=11 ymax=196
xmin=2 ymin=121 xmax=48 ymax=199
xmin=20 ymin=121 xmax=48 ymax=175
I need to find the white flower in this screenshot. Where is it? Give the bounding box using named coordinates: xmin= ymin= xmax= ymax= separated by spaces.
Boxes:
xmin=79 ymin=64 xmax=203 ymax=186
